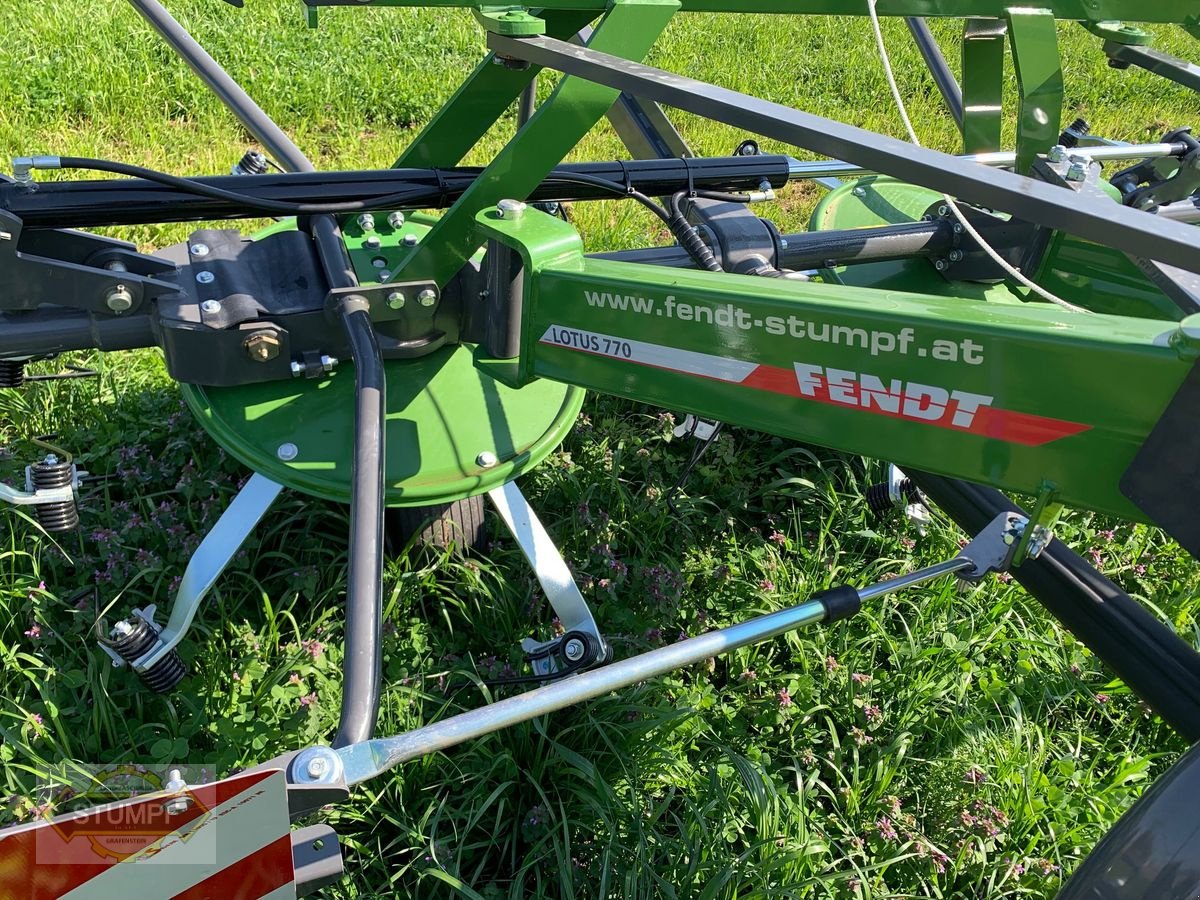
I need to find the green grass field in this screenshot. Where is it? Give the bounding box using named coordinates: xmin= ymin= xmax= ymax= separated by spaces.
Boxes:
xmin=2 ymin=2 xmax=1199 ymax=897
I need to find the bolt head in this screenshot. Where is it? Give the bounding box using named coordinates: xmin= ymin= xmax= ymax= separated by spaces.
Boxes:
xmin=357 ymin=212 xmax=376 ymax=233
xmin=563 ymin=638 xmax=586 ymax=662
xmin=244 ymin=331 xmax=282 ymax=363
xmin=277 ymin=442 xmax=299 ymax=461
xmin=417 ymin=288 xmax=438 ymax=307
xmin=1065 ymin=163 xmax=1088 ymax=183
xmin=320 ymin=354 xmax=337 ymax=372
xmin=163 ymin=795 xmax=192 ymax=815
xmin=105 ymin=284 xmax=134 ymax=313
xmin=189 ymin=243 xmax=210 ymax=257
xmin=195 ymin=271 xmax=215 ymax=285
xmin=290 ymin=360 xmax=305 ymax=378
xmin=497 ymin=199 xmax=527 ymax=220
xmin=1046 ymin=144 xmax=1067 ymax=163
xmin=476 ymin=450 xmax=498 ymax=468
xmin=200 ymin=299 xmax=222 ymax=315
xmin=386 ymin=291 xmax=406 ymax=310
xmin=363 ymin=235 xmax=382 ymax=250
xmin=403 ymin=233 xmax=419 ymax=247
xmin=387 ymin=211 xmax=406 ymax=229
xmin=948 ymin=250 xmax=964 ymax=262
xmin=852 ymin=186 xmax=866 ymax=197
xmin=934 ymin=259 xmax=948 ymax=272
xmin=306 ymin=757 xmax=328 ymax=778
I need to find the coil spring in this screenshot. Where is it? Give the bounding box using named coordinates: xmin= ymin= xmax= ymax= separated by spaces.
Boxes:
xmin=0 ymin=360 xmax=25 ymax=388
xmin=231 ymin=149 xmax=268 ymax=176
xmin=865 ymin=477 xmax=922 ymax=515
xmin=107 ymin=616 xmax=187 ymax=693
xmin=30 ymin=456 xmax=79 ymax=532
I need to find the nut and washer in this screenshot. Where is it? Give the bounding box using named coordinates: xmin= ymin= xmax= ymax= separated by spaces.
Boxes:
xmin=244 ymin=332 xmax=282 ymax=363
xmin=277 ymin=442 xmax=299 ymax=461
xmin=1045 ymin=144 xmax=1068 ymax=163
xmin=357 ymin=212 xmax=376 ymax=233
xmin=386 ymin=291 xmax=406 ymax=310
xmin=497 ymin=199 xmax=527 ymax=220
xmin=105 ymin=284 xmax=134 ymax=313
xmin=387 ymin=211 xmax=406 ymax=229
xmin=476 ymin=451 xmax=498 ymax=468
xmin=563 ymin=638 xmax=586 ymax=662
xmin=403 ymin=233 xmax=419 ymax=247
xmin=195 ymin=271 xmax=216 ymax=284
xmin=200 ymin=299 xmax=222 ymax=315
xmin=189 ymin=243 xmax=210 ymax=257
xmin=417 ymin=288 xmax=438 ymax=307
xmin=306 ymin=756 xmax=328 ymax=779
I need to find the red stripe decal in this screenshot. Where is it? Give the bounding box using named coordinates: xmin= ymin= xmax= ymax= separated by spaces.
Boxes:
xmin=171 ymin=833 xmax=294 ymax=900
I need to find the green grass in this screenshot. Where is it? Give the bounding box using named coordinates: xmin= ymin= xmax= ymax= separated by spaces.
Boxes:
xmin=1 ymin=2 xmax=1199 ymax=897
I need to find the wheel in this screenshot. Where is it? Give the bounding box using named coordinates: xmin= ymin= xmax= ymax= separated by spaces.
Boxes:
xmin=385 ymin=494 xmax=488 ymax=553
xmin=1056 ymin=740 xmax=1200 ymax=899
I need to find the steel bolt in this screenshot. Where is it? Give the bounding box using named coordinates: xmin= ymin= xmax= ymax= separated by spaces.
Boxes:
xmin=364 ymin=235 xmax=382 ymax=250
xmin=1046 ymin=144 xmax=1068 ymax=163
xmin=189 ymin=243 xmax=210 ymax=257
xmin=277 ymin=442 xmax=299 ymax=461
xmin=195 ymin=271 xmax=215 ymax=284
xmin=948 ymin=249 xmax=964 ymax=262
xmin=417 ymin=288 xmax=438 ymax=307
xmin=244 ymin=332 xmax=282 ymax=363
xmin=1065 ymin=155 xmax=1089 ymax=183
xmin=372 ymin=257 xmax=388 ymax=268
xmin=403 ymin=233 xmax=418 ymax=247
xmin=476 ymin=450 xmax=498 ymax=468
xmin=934 ymin=259 xmax=949 ymax=272
xmin=852 ymin=186 xmax=866 ymax=197
xmin=320 ymin=354 xmax=338 ymax=372
xmin=163 ymin=768 xmax=191 ymax=815
xmin=387 ymin=211 xmax=406 ymax=229
xmin=563 ymin=638 xmax=586 ymax=662
xmin=200 ymin=299 xmax=222 ymax=315
xmin=378 ymin=270 xmax=391 ymax=281
xmin=936 ymin=204 xmax=950 ymax=218
xmin=105 ymin=284 xmax=134 ymax=313
xmin=386 ymin=291 xmax=406 ymax=310
xmin=497 ymin=199 xmax=527 ymax=220
xmin=357 ymin=212 xmax=376 ymax=233
xmin=290 ymin=360 xmax=305 ymax=378
xmin=306 ymin=756 xmax=327 ymax=779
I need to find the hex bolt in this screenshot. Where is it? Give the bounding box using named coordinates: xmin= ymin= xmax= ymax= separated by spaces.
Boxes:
xmin=195 ymin=271 xmax=215 ymax=285
xmin=277 ymin=442 xmax=299 ymax=461
xmin=200 ymin=299 xmax=222 ymax=315
xmin=403 ymin=233 xmax=418 ymax=247
xmin=934 ymin=259 xmax=949 ymax=272
xmin=189 ymin=243 xmax=210 ymax=257
xmin=364 ymin=235 xmax=382 ymax=250
xmin=379 ymin=270 xmax=392 ymax=281
xmin=417 ymin=288 xmax=438 ymax=307
xmin=387 ymin=211 xmax=406 ymax=229
xmin=1046 ymin=144 xmax=1068 ymax=163
xmin=563 ymin=638 xmax=586 ymax=662
xmin=497 ymin=199 xmax=527 ymax=220
xmin=320 ymin=354 xmax=338 ymax=372
xmin=290 ymin=360 xmax=305 ymax=378
xmin=476 ymin=450 xmax=498 ymax=468
xmin=244 ymin=332 xmax=282 ymax=363
xmin=386 ymin=291 xmax=406 ymax=310
xmin=357 ymin=212 xmax=376 ymax=233
xmin=936 ymin=204 xmax=950 ymax=218
xmin=163 ymin=768 xmax=191 ymax=815
xmin=1065 ymin=156 xmax=1089 ymax=182
xmin=852 ymin=186 xmax=866 ymax=197
xmin=371 ymin=257 xmax=388 ymax=268
xmin=306 ymin=756 xmax=327 ymax=779
xmin=105 ymin=284 xmax=134 ymax=313
xmin=948 ymin=250 xmax=964 ymax=262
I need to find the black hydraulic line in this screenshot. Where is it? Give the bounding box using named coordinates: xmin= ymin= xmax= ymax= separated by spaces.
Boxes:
xmin=1 ymin=157 xmax=792 ymax=229
xmin=905 ymin=18 xmax=964 ymax=127
xmin=130 ymin=0 xmax=385 ymax=745
xmin=910 ymin=471 xmax=1200 ymax=742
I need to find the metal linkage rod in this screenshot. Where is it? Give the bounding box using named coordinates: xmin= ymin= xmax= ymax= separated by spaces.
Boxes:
xmin=325 ymin=556 xmax=975 ymax=787
xmin=905 ymin=18 xmax=964 ymax=126
xmin=129 ymin=0 xmax=385 ymax=746
xmin=489 ymin=33 xmax=1200 ymax=276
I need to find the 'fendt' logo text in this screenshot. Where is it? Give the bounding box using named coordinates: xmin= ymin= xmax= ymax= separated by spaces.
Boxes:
xmin=793 ymin=363 xmax=993 ymax=430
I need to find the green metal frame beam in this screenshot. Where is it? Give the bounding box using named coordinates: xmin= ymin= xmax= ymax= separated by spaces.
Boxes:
xmin=1008 ymin=9 xmax=1063 ymax=174
xmin=390 ymin=0 xmax=679 ymax=289
xmin=303 ymin=0 xmax=1186 ymax=25
xmin=960 ymin=18 xmax=1006 ymax=153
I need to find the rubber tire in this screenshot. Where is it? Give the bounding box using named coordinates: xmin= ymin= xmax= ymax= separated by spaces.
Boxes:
xmin=385 ymin=494 xmax=488 ymax=553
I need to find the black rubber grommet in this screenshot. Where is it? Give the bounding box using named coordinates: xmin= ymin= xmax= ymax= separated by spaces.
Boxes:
xmin=814 ymin=585 xmax=862 ymax=624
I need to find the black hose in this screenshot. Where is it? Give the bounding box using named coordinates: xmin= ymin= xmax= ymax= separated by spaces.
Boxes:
xmin=911 ymin=471 xmax=1200 ymax=742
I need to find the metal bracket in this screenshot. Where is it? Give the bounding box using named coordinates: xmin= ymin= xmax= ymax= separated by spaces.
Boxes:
xmin=487 ymin=479 xmax=608 ymax=675
xmin=118 ymin=473 xmax=284 ymax=671
xmin=955 ymin=511 xmax=1036 ymax=582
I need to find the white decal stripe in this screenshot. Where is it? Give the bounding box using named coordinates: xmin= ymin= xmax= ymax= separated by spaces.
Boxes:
xmin=539 ymin=326 xmax=758 ymax=383
xmin=60 ymin=771 xmax=293 ymax=899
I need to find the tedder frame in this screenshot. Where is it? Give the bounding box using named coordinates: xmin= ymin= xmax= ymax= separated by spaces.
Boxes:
xmin=1 ymin=0 xmax=1200 ymax=895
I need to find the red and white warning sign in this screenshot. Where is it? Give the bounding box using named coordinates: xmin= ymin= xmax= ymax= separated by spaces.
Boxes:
xmin=0 ymin=769 xmax=295 ymax=899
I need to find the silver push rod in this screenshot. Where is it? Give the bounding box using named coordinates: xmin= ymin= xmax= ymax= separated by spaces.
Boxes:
xmin=785 ymin=142 xmax=1188 ymax=182
xmin=335 ymin=556 xmax=974 ymax=786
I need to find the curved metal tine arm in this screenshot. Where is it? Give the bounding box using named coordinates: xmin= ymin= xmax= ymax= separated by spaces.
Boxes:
xmin=133 ymin=474 xmax=284 ymax=671
xmin=487 ymin=480 xmax=603 ymax=665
